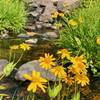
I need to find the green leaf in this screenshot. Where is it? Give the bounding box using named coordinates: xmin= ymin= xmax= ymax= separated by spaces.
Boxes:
xmin=74 ymin=37 xmax=81 ymax=46
xmin=71 ymin=91 xmax=80 ymax=100
xmin=91 ymin=65 xmax=97 ymax=74
xmin=3 ymin=62 xmax=16 ymax=76
xmin=0 ymin=85 xmax=7 ymax=90
xmin=48 ymin=83 xmax=62 ymax=99
xmin=0 ymin=94 xmax=9 ymax=97
xmin=0 ymin=96 xmax=3 ymax=100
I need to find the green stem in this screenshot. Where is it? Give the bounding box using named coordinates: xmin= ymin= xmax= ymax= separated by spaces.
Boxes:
xmin=13 ymin=52 xmax=16 ymax=63
xmin=15 ymin=52 xmax=24 ymax=64
xmin=32 ymin=94 xmax=34 ymax=100
xmin=50 ymin=98 xmax=53 ymax=100
xmin=9 ymin=50 xmax=12 ymax=62
xmin=0 ymin=74 xmax=5 ymax=80
xmin=65 ymin=86 xmax=70 ymax=100
xmin=75 ymin=81 xmax=77 ymax=95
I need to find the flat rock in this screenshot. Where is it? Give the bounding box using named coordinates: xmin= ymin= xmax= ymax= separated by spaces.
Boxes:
xmin=28 ymin=11 xmax=39 ymax=18
xmin=25 ymin=38 xmax=38 ymax=44
xmin=0 ymin=33 xmax=10 ymax=39
xmin=43 ymin=31 xmax=58 ymax=38
xmin=28 ymin=3 xmax=38 ymax=11
xmin=36 ymin=22 xmax=43 ymax=29
xmin=57 ymin=0 xmax=80 ymax=12
xmin=17 ymin=33 xmax=30 ymax=38
xmin=32 ymin=0 xmax=53 ymax=6
xmin=43 ymin=23 xmax=57 ymax=30
xmin=15 ymin=60 xmax=56 ymax=81
xmin=26 ymin=25 xmax=36 ymax=31
xmin=26 ymin=32 xmax=38 ymax=36
xmin=0 ymin=59 xmax=8 ymax=75
xmin=39 ymin=4 xmax=57 ymax=22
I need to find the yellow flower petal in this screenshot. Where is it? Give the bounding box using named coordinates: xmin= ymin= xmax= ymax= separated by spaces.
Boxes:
xmin=51 ymin=66 xmax=66 ymax=78
xmin=23 ymin=74 xmax=32 ymax=81
xmin=37 ymin=83 xmax=46 ymax=93
xmin=96 ymin=36 xmax=100 ymax=45
xmin=32 ymin=71 xmax=40 ymax=77
xmin=27 ymin=83 xmax=36 ymax=92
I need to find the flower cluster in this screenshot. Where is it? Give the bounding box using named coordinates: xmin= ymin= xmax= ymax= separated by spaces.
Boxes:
xmin=10 ymin=43 xmax=31 ymax=51
xmin=24 ymin=49 xmax=89 ymax=94
xmin=68 ymin=55 xmax=89 ymax=86
xmin=39 ymin=49 xmax=89 ymax=86
xmin=51 ymin=11 xmax=64 ymax=19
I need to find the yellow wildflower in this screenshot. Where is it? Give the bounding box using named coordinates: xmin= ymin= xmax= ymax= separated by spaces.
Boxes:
xmin=51 ymin=11 xmax=59 ymax=18
xmin=75 ymin=74 xmax=89 ymax=87
xmin=51 ymin=11 xmax=64 ymax=18
xmin=96 ymin=36 xmax=100 ymax=45
xmin=23 ymin=71 xmax=47 ymax=93
xmin=20 ymin=43 xmax=31 ymax=51
xmin=58 ymin=13 xmax=64 ymax=17
xmin=68 ymin=66 xmax=76 ymax=74
xmin=39 ymin=53 xmax=55 ymax=70
xmin=10 ymin=45 xmax=19 ymax=50
xmin=57 ymin=49 xmax=71 ymax=59
xmin=64 ymin=76 xmax=74 ymax=86
xmin=51 ymin=66 xmax=66 ymax=78
xmin=68 ymin=19 xmax=78 ymax=26
xmin=70 ymin=55 xmax=87 ymax=64
xmin=69 ymin=63 xmax=87 ymax=74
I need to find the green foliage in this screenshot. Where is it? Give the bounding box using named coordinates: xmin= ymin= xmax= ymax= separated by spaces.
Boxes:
xmin=0 ymin=86 xmax=7 ymax=90
xmin=48 ymin=83 xmax=62 ymax=99
xmin=0 ymin=0 xmax=26 ymax=33
xmin=3 ymin=62 xmax=16 ymax=76
xmin=71 ymin=91 xmax=80 ymax=100
xmin=56 ymin=0 xmax=100 ymax=69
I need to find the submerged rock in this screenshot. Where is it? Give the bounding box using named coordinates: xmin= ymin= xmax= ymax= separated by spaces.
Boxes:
xmin=0 ymin=59 xmax=8 ymax=75
xmin=25 ymin=38 xmax=38 ymax=44
xmin=17 ymin=33 xmax=30 ymax=38
xmin=15 ymin=60 xmax=56 ymax=81
xmin=0 ymin=33 xmax=10 ymax=39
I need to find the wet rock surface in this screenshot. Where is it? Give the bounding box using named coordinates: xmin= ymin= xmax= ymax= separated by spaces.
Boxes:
xmin=25 ymin=0 xmax=80 ymax=40
xmin=15 ymin=60 xmax=56 ymax=81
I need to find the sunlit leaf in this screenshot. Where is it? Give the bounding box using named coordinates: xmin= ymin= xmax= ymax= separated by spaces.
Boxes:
xmin=3 ymin=62 xmax=16 ymax=76
xmin=75 ymin=37 xmax=81 ymax=46
xmin=0 ymin=94 xmax=9 ymax=97
xmin=48 ymin=83 xmax=62 ymax=99
xmin=71 ymin=91 xmax=80 ymax=100
xmin=0 ymin=85 xmax=8 ymax=90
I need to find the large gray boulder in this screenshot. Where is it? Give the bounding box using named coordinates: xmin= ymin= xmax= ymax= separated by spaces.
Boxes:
xmin=0 ymin=59 xmax=8 ymax=75
xmin=15 ymin=60 xmax=56 ymax=81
